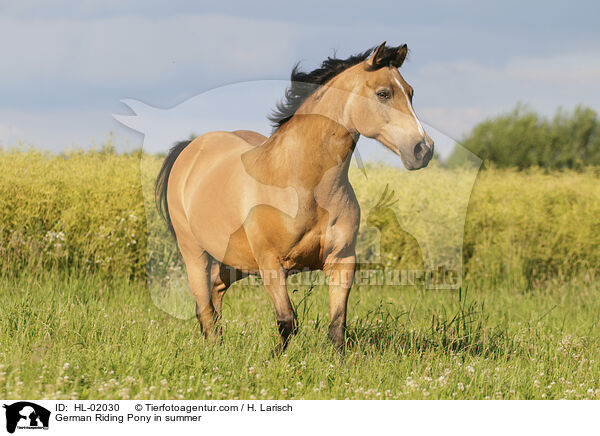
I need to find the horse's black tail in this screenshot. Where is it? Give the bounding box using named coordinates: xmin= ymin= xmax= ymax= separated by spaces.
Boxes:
xmin=155 ymin=140 xmax=192 ymax=237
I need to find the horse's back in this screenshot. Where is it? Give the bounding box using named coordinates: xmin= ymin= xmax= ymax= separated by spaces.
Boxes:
xmin=171 ymin=130 xmax=265 ymax=179
xmin=232 ymin=130 xmax=267 ymax=146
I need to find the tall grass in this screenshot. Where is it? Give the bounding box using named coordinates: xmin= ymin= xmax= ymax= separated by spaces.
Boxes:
xmin=1 ymin=149 xmax=598 ymax=288
xmin=1 ymin=273 xmax=599 ymax=399
xmin=0 ymin=149 xmax=146 ymax=279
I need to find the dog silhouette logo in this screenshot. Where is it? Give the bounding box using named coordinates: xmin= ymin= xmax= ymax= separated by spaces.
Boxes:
xmin=2 ymin=402 xmax=50 ymax=433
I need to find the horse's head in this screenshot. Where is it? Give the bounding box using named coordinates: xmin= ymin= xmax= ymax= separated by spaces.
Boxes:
xmin=345 ymin=42 xmax=434 ymax=170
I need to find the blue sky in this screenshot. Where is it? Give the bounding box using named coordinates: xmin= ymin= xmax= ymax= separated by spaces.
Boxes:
xmin=1 ymin=0 xmax=599 ymax=160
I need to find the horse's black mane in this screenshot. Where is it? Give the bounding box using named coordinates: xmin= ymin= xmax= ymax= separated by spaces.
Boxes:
xmin=269 ymin=45 xmax=404 ymax=130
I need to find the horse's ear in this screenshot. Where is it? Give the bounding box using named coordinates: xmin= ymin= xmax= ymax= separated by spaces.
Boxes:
xmin=394 ymin=44 xmax=408 ymax=67
xmin=366 ymin=41 xmax=387 ymax=69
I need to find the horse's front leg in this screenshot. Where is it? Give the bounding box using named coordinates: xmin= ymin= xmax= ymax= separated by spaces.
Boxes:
xmin=258 ymin=259 xmax=297 ymax=352
xmin=324 ymin=252 xmax=356 ymax=353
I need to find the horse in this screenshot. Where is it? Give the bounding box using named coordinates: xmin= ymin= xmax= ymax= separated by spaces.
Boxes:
xmin=155 ymin=41 xmax=433 ymax=353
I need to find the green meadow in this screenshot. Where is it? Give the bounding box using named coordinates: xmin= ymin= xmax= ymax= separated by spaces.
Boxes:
xmin=1 ymin=149 xmax=599 ymax=399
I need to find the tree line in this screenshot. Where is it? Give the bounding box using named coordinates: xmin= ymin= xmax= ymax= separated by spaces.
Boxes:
xmin=447 ymin=104 xmax=600 ymax=169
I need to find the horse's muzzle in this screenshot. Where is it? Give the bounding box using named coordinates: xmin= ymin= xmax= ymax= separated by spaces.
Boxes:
xmin=406 ymin=140 xmax=434 ymax=170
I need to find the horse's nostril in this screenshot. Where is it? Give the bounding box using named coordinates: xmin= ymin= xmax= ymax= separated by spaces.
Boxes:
xmin=414 ymin=142 xmax=423 ymax=158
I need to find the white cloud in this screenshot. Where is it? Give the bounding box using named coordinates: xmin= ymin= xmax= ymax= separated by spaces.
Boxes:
xmin=0 ymin=14 xmax=297 ymax=86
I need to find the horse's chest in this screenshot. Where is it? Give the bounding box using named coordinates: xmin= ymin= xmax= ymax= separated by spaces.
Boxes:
xmin=281 ymin=198 xmax=359 ymax=270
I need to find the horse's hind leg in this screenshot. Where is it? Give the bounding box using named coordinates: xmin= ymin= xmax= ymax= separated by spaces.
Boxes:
xmin=202 ymin=264 xmax=246 ymax=340
xmin=179 ymin=244 xmax=219 ymax=340
xmin=210 ymin=265 xmax=246 ymax=318
xmin=207 ymin=278 xmax=228 ymax=340
xmin=210 ymin=279 xmax=228 ymax=320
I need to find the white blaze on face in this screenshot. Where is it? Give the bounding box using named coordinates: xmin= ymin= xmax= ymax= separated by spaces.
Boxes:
xmin=391 ymin=70 xmax=427 ymax=145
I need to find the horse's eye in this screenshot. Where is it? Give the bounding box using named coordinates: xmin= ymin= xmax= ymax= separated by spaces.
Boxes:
xmin=376 ymin=89 xmax=391 ymax=100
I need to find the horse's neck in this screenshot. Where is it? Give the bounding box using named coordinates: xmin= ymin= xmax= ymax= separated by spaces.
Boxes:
xmin=262 ymin=115 xmax=357 ymax=188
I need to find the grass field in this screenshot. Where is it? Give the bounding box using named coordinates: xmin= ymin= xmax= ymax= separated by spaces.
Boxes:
xmin=1 ymin=272 xmax=599 ymax=400
xmin=1 ymin=150 xmax=599 ymax=400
